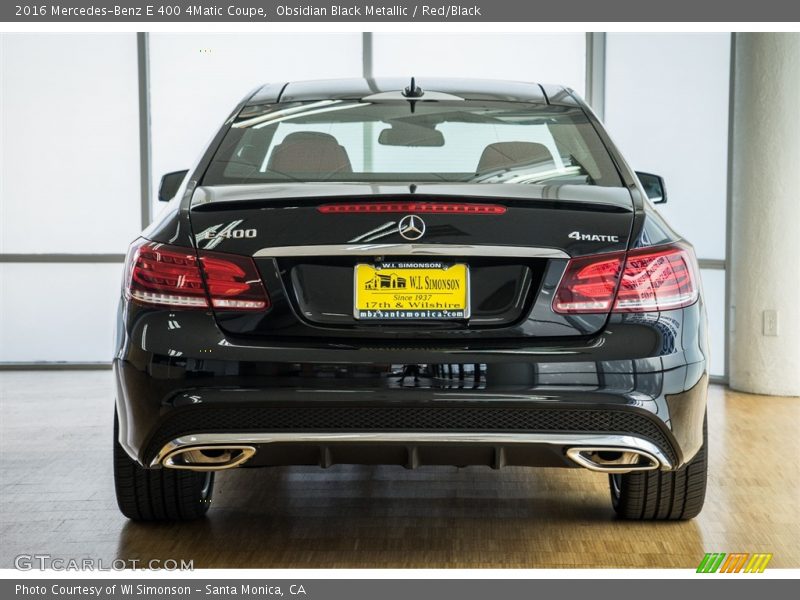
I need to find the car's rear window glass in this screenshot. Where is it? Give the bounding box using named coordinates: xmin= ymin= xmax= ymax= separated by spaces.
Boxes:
xmin=202 ymin=100 xmax=622 ymax=187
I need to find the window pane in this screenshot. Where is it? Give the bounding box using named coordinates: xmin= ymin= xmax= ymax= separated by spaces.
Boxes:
xmin=373 ymin=33 xmax=586 ymax=96
xmin=0 ymin=263 xmax=122 ymax=362
xmin=605 ymin=33 xmax=730 ymax=261
xmin=700 ymin=268 xmax=726 ymax=378
xmin=0 ymin=34 xmax=141 ymax=253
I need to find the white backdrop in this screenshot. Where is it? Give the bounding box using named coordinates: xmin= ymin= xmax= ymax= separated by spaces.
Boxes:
xmin=148 ymin=33 xmax=364 ymax=216
xmin=372 ymin=33 xmax=586 ymax=95
xmin=0 ymin=32 xmax=728 ymax=376
xmin=606 ymin=33 xmax=730 ymax=261
xmin=0 ymin=34 xmax=139 ymax=362
xmin=0 ymin=34 xmax=142 ymax=254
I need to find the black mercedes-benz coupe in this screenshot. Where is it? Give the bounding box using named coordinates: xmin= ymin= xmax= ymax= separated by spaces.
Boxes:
xmin=114 ymin=78 xmax=708 ymax=522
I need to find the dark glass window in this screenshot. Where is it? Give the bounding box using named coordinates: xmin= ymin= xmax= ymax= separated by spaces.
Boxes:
xmin=203 ymin=101 xmax=622 ymax=187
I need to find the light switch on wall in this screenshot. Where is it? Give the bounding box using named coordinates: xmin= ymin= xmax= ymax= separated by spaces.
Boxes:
xmin=763 ymin=310 xmax=779 ymax=336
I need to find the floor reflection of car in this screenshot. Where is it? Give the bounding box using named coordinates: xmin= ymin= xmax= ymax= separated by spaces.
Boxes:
xmin=113 ymin=77 xmax=708 ymax=522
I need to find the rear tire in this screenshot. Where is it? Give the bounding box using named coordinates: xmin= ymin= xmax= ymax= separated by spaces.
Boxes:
xmin=609 ymin=416 xmax=707 ymax=520
xmin=113 ymin=413 xmax=214 ymax=521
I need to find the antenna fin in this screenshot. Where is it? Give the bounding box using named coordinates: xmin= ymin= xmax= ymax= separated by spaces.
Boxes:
xmin=403 ymin=77 xmax=423 ymax=98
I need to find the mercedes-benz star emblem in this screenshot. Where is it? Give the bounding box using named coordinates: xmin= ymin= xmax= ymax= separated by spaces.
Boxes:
xmin=398 ymin=215 xmax=426 ymax=241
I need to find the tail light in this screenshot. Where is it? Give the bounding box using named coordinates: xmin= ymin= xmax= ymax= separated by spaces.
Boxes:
xmin=124 ymin=239 xmax=270 ymax=311
xmin=552 ymin=252 xmax=624 ymax=313
xmin=553 ymin=243 xmax=699 ymax=314
xmin=318 ymin=202 xmax=506 ymax=214
xmin=613 ymin=244 xmax=700 ymax=312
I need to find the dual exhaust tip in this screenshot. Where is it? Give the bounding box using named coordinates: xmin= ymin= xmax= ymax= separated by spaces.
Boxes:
xmin=162 ymin=445 xmax=256 ymax=471
xmin=565 ymin=447 xmax=660 ymax=472
xmin=161 ymin=444 xmax=661 ymax=473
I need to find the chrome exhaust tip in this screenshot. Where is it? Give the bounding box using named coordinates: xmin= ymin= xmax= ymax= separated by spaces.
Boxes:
xmin=566 ymin=446 xmax=660 ymax=473
xmin=162 ymin=445 xmax=256 ymax=471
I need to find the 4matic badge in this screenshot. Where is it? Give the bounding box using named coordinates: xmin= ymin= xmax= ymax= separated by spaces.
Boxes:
xmin=568 ymin=231 xmax=620 ymax=243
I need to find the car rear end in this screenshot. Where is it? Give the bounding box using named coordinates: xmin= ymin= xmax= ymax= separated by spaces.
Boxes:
xmin=113 ymin=79 xmax=708 ymax=521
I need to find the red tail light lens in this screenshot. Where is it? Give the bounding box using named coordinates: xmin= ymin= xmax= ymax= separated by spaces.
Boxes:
xmin=125 ymin=240 xmax=208 ymax=308
xmin=199 ymin=251 xmax=270 ymax=310
xmin=318 ymin=202 xmax=506 ymax=215
xmin=553 ymin=243 xmax=699 ymax=314
xmin=552 ymin=252 xmax=624 ymax=313
xmin=125 ymin=239 xmax=270 ymax=311
xmin=613 ymin=244 xmax=699 ymax=312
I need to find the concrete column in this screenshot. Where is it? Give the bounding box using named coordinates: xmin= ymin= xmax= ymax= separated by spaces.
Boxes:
xmin=729 ymin=33 xmax=800 ymax=396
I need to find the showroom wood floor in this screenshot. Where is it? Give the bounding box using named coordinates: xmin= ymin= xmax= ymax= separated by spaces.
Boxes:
xmin=0 ymin=371 xmax=797 ymax=569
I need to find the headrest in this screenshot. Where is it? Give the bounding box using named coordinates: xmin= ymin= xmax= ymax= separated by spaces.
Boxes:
xmin=267 ymin=131 xmax=352 ymax=175
xmin=477 ymin=141 xmax=555 ymax=172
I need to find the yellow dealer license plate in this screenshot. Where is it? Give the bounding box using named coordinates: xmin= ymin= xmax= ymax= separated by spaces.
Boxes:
xmin=354 ymin=262 xmax=470 ymax=320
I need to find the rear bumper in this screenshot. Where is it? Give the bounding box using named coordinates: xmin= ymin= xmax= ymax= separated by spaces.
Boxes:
xmin=114 ymin=302 xmax=709 ymax=472
xmin=154 ymin=432 xmax=672 ymax=473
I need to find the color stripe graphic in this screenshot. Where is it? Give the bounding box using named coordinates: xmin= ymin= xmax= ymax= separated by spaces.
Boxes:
xmin=697 ymin=553 xmax=772 ymax=573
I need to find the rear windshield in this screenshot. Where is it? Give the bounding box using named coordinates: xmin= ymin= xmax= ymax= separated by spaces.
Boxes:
xmin=202 ymin=100 xmax=622 ymax=187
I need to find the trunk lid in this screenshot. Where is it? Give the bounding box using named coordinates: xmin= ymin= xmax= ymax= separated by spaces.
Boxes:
xmin=188 ymin=183 xmax=635 ymax=340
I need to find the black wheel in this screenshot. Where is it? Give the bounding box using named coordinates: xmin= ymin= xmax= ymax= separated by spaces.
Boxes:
xmin=113 ymin=412 xmax=214 ymax=521
xmin=610 ymin=416 xmax=707 ymax=520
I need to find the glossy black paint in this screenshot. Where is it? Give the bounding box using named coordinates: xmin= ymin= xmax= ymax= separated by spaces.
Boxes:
xmin=114 ymin=301 xmax=708 ymax=468
xmin=158 ymin=170 xmax=189 ymax=203
xmin=188 ymin=184 xmax=635 ymax=340
xmin=636 ymin=171 xmax=668 ymax=204
xmin=114 ymin=79 xmax=709 ymax=471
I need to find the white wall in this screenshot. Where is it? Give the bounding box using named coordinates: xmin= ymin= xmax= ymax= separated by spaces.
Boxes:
xmin=605 ymin=33 xmax=731 ymax=377
xmin=373 ymin=33 xmax=586 ymax=96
